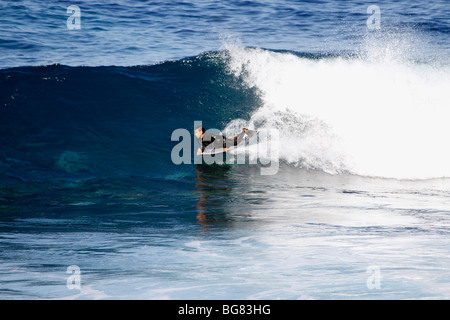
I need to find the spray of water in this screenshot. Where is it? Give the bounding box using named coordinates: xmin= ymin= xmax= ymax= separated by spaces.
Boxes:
xmin=221 ymin=35 xmax=450 ymax=179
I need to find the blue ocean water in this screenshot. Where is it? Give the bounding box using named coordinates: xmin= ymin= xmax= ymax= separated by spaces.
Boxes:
xmin=1 ymin=0 xmax=450 ymax=299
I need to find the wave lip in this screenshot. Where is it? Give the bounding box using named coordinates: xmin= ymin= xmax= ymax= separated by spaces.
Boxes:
xmin=223 ymin=44 xmax=450 ymax=180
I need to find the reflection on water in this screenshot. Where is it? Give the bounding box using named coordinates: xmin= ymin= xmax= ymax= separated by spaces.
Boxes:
xmin=193 ymin=163 xmax=272 ymax=232
xmin=194 ymin=164 xmax=235 ymax=229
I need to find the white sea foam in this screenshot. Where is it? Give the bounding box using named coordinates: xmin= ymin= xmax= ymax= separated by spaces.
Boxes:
xmin=222 ymin=43 xmax=450 ymax=179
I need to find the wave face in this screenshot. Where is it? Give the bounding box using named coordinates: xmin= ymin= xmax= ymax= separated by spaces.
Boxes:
xmin=223 ymin=44 xmax=450 ymax=179
xmin=0 ymin=54 xmax=261 ymax=184
xmin=1 ymin=45 xmax=449 ymax=182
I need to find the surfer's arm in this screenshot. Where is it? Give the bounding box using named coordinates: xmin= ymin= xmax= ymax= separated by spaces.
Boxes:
xmin=197 ymin=147 xmax=202 ymax=156
xmin=227 ymin=128 xmax=248 ymax=140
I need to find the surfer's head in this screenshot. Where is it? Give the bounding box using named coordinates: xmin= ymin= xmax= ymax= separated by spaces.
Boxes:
xmin=194 ymin=125 xmax=205 ymax=139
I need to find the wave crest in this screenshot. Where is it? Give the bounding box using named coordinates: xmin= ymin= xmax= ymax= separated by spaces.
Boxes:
xmin=223 ymin=45 xmax=450 ymax=179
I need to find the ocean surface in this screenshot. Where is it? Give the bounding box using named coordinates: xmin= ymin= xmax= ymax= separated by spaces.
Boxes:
xmin=1 ymin=0 xmax=450 ymax=299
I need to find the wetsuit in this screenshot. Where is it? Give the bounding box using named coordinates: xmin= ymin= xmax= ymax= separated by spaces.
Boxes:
xmin=197 ymin=131 xmax=248 ymax=153
xmin=197 ymin=133 xmax=225 ymax=153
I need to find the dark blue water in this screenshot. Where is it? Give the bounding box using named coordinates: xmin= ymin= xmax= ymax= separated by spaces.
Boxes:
xmin=1 ymin=0 xmax=448 ymax=68
xmin=1 ymin=0 xmax=450 ymax=299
